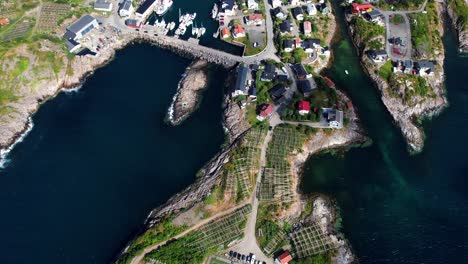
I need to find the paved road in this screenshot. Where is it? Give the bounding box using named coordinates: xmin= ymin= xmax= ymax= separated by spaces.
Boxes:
xmin=374 ymin=0 xmax=428 ymax=61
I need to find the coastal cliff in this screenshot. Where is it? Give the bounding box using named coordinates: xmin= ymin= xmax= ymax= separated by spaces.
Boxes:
xmin=445 ymin=0 xmax=468 ymax=53
xmin=347 ymin=2 xmax=448 ymax=152
xmin=167 ymin=60 xmax=209 ymax=125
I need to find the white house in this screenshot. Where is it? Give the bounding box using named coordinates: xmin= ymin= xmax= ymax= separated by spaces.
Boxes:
xmin=323 ymin=108 xmax=343 ymax=129
xmin=283 ymin=39 xmax=294 ymax=52
xmin=221 ymin=0 xmax=238 ymax=16
xmin=306 ymin=4 xmax=317 ymax=16
xmin=272 ymin=0 xmax=282 ymax=8
xmin=65 ymin=39 xmax=81 ymax=53
xmin=94 ymin=0 xmax=113 ymax=12
xmin=247 ymin=0 xmax=259 ymax=10
xmin=273 ymin=7 xmax=287 ymax=20
xmin=119 ymin=0 xmax=133 ymax=17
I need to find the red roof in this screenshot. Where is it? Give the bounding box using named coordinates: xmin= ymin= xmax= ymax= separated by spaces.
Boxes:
xmin=0 ymin=18 xmax=9 ymax=26
xmin=352 ymin=3 xmax=372 ymax=12
xmin=222 ymin=28 xmax=231 ymax=37
xmin=323 ymin=76 xmax=335 ymax=88
xmin=298 ymin=101 xmax=310 ymax=111
xmin=303 ymin=21 xmax=311 ymax=32
xmin=259 ymin=104 xmax=273 ymax=117
xmin=233 ymin=24 xmax=245 ymax=34
xmin=277 ymin=251 xmax=293 ymax=264
xmin=248 ymin=13 xmax=263 ymax=20
xmin=295 ymin=37 xmax=301 ymax=46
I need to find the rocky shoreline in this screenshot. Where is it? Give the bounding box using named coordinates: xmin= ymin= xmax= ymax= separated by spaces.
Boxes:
xmin=346 ymin=3 xmax=449 ymax=153
xmin=445 ymin=0 xmax=468 ymax=54
xmin=166 ymin=60 xmax=209 ymax=126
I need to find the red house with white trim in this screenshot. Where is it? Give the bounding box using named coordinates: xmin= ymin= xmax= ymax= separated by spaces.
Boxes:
xmin=275 ymin=250 xmax=293 ymax=264
xmin=257 ymin=104 xmax=273 ymax=121
xmin=298 ymin=101 xmax=310 ymax=115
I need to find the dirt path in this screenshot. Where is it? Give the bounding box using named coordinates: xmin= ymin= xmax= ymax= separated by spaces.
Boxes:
xmin=130 ymin=202 xmax=249 ymax=264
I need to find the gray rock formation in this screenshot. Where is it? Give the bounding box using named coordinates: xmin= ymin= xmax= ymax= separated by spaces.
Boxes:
xmin=445 ymin=0 xmax=468 ymax=53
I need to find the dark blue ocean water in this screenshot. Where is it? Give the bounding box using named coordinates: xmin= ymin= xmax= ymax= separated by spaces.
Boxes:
xmin=0 ymin=43 xmax=226 ymax=263
xmin=301 ymin=4 xmax=468 ymax=263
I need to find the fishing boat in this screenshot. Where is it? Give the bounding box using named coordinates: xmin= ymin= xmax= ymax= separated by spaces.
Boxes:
xmin=345 ymin=70 xmax=349 ymax=75
xmin=155 ymin=0 xmax=173 ymax=16
xmin=211 ymin=2 xmax=218 ymax=20
xmin=198 ymin=22 xmax=206 ymax=36
xmin=192 ymin=22 xmax=198 ymax=36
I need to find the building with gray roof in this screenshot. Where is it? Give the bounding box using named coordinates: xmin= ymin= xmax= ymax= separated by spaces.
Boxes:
xmin=64 ymin=15 xmax=99 ymax=41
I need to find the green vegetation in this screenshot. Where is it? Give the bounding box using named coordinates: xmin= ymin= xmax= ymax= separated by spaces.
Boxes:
xmin=450 ymin=0 xmax=468 ymax=30
xmin=116 ymin=217 xmax=188 ymax=264
xmin=145 ymin=206 xmax=251 ymax=264
xmin=367 ymin=39 xmax=384 ymax=50
xmin=390 ymin=14 xmax=405 ymax=24
xmin=389 ymin=73 xmax=432 ymax=100
xmin=292 ymin=48 xmax=307 ymax=64
xmin=351 ymin=16 xmax=385 ymax=48
xmin=409 ymin=0 xmax=442 ymax=57
xmin=289 ymin=252 xmax=331 ymax=264
xmin=377 ymin=60 xmax=393 ymax=81
xmin=376 ymin=0 xmax=425 ymax=10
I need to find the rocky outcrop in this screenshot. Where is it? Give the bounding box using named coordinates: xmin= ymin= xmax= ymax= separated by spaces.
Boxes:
xmin=222 ymin=100 xmax=251 ymax=143
xmin=311 ymin=196 xmax=355 ymax=264
xmin=446 ymin=0 xmax=468 ymax=53
xmin=167 ymin=60 xmax=209 ymax=126
xmin=366 ymin=69 xmax=447 ymax=152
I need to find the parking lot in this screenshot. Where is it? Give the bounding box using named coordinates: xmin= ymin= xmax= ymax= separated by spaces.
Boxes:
xmin=387 ymin=14 xmax=410 ymax=59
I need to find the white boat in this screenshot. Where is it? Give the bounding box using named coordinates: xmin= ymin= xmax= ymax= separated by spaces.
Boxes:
xmin=159 ymin=18 xmax=166 ymax=29
xmin=345 ymin=70 xmax=349 ymax=75
xmin=192 ymin=22 xmax=198 ymax=36
xmin=198 ymin=22 xmax=206 ymax=36
xmin=167 ymin=22 xmax=176 ymax=30
xmin=211 ymin=3 xmax=218 ymax=20
xmin=155 ymin=0 xmax=173 ymax=16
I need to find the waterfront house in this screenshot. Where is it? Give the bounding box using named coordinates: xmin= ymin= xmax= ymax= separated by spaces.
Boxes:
xmin=308 ymin=38 xmax=321 ymax=49
xmin=298 ymin=101 xmax=310 ymax=115
xmin=303 ymin=21 xmax=312 ymax=36
xmin=297 ymin=80 xmax=313 ymax=97
xmin=364 ymin=10 xmax=383 ymax=23
xmin=0 ymin=18 xmax=10 ymax=26
xmin=306 ymin=4 xmax=317 ymax=16
xmin=351 ymin=2 xmax=372 ymax=14
xmin=231 ymin=65 xmax=249 ymax=97
xmin=247 ymin=0 xmax=259 ymax=10
xmin=275 ymin=250 xmax=293 ymax=264
xmin=257 ymin=104 xmax=274 ymax=121
xmin=414 ymin=61 xmax=435 ymax=76
xmin=221 ymin=0 xmax=238 ymax=16
xmin=261 ymin=64 xmax=277 ymax=82
xmin=65 ymin=39 xmax=81 ymax=53
xmin=125 ymin=19 xmax=142 ymax=28
xmin=280 ymin=20 xmax=293 ymax=35
xmin=273 ymin=7 xmax=287 ymax=20
xmin=119 ymin=0 xmax=133 ymax=17
xmin=245 ymin=13 xmax=263 ymax=26
xmin=320 ymin=46 xmax=331 ymax=56
xmin=323 ymin=108 xmax=344 ymax=128
xmin=283 ymin=39 xmax=294 ymax=52
xmin=272 ymin=0 xmax=282 ymax=8
xmin=136 ymin=0 xmax=157 ymax=18
xmin=318 ymin=3 xmax=330 ymax=15
xmin=94 ymin=0 xmax=113 ymax=12
xmin=291 ymin=64 xmax=308 ymax=79
xmin=64 ymin=15 xmax=99 ymax=41
xmin=222 ymin=28 xmax=231 ymax=38
xmin=293 ymin=7 xmax=304 ymax=21
xmin=232 ymin=24 xmax=246 ymax=38
xmin=367 ymin=50 xmax=388 ymax=63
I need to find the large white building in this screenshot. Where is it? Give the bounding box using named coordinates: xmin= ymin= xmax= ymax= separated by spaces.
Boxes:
xmin=135 ymin=0 xmax=157 ymax=18
xmin=64 ymin=15 xmax=99 ymax=41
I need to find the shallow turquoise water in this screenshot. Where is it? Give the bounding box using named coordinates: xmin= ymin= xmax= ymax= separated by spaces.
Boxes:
xmin=301 ymin=5 xmax=468 ymax=263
